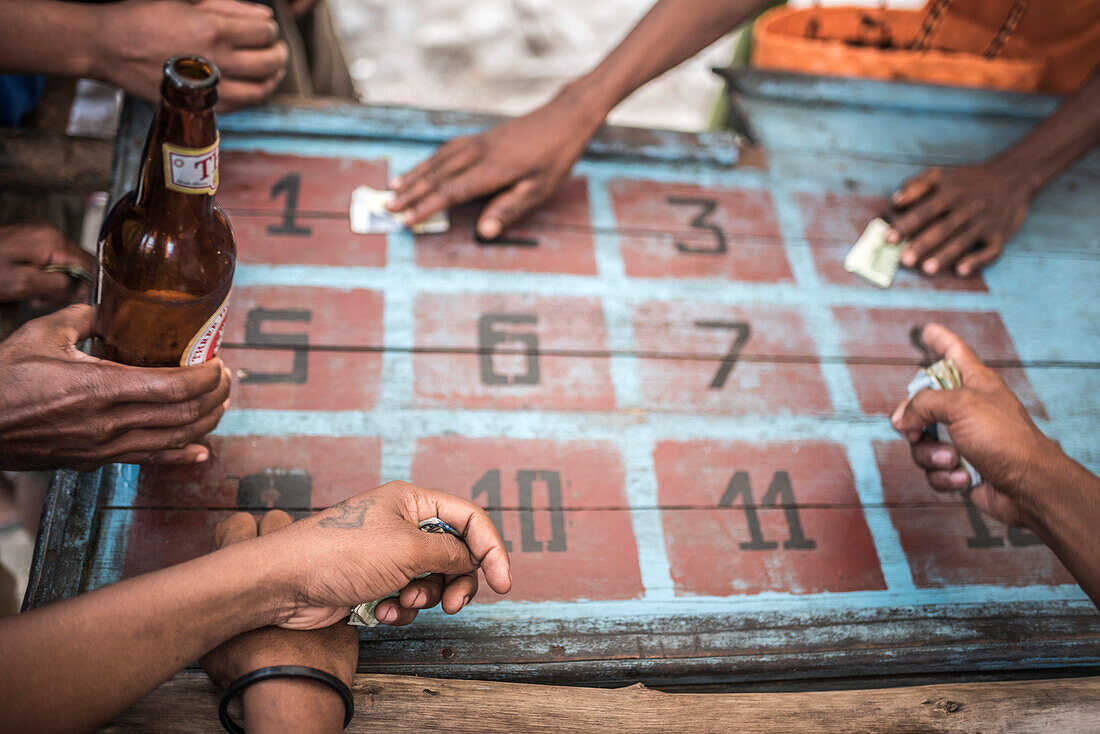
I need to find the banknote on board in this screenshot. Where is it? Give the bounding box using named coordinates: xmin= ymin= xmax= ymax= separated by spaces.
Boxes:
xmin=845 ymin=217 xmax=905 ymax=289
xmin=350 ymin=185 xmax=449 ymax=235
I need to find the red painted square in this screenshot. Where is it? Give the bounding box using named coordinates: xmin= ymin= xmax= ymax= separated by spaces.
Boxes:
xmin=655 ymin=441 xmax=886 ymax=596
xmin=832 ymin=307 xmax=1046 ymax=418
xmin=874 ymin=441 xmax=1074 ymax=587
xmin=795 ymin=192 xmax=987 ymax=292
xmin=229 ymin=215 xmax=385 ymax=268
xmin=608 ymin=179 xmax=792 ymax=282
xmin=415 ymin=177 xmax=596 ymax=275
xmin=413 ymin=293 xmax=614 ymax=411
xmin=222 ymin=286 xmax=383 ymax=411
xmin=632 ymin=300 xmax=833 ymax=415
xmin=410 ymin=437 xmax=643 ymax=603
xmin=134 ymin=436 xmax=382 ymax=508
xmin=121 ymin=509 xmax=227 ymax=578
xmin=218 ymin=151 xmax=387 ymax=267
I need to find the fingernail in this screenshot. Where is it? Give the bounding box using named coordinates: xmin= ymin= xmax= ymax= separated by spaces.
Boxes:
xmin=901 ymin=252 xmax=915 ymax=267
xmin=378 ymin=606 xmax=396 ymax=623
xmin=949 ymin=469 xmax=970 ymax=487
xmin=461 ymin=594 xmax=471 ymax=609
xmin=389 ymin=177 xmax=401 ymax=189
xmin=414 ymin=589 xmax=426 ymax=608
xmin=399 ymin=209 xmax=414 ymax=224
xmin=923 ymin=260 xmax=938 ymax=275
xmin=479 ymin=219 xmax=501 ymax=239
xmin=892 ymin=191 xmax=903 ymax=203
xmin=195 ymin=448 xmax=209 ymax=463
xmin=957 ymin=265 xmax=970 ymax=277
xmin=890 ymin=406 xmax=904 ymax=429
xmin=886 ymin=230 xmax=899 ymax=243
xmin=931 ymin=448 xmax=954 ymax=467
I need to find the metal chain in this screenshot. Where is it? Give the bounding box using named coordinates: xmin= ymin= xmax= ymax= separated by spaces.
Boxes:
xmin=909 ymin=0 xmax=953 ymax=51
xmin=909 ymin=0 xmax=1030 ymax=58
xmin=983 ymin=0 xmax=1032 ymax=58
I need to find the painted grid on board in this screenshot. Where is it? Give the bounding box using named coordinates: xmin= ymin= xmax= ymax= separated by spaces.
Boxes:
xmin=88 ymin=133 xmax=1097 ymax=631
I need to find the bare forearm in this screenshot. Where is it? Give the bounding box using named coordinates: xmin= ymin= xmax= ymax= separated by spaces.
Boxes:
xmin=245 ymin=681 xmax=345 ymax=734
xmin=1022 ymin=447 xmax=1100 ymax=606
xmin=991 ymin=67 xmax=1100 ymax=195
xmin=0 ymin=541 xmax=287 ymax=733
xmin=565 ymin=0 xmax=769 ymax=118
xmin=0 ymin=0 xmax=100 ymax=78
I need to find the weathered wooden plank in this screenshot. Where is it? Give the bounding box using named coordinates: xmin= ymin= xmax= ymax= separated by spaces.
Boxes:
xmin=103 ymin=672 xmax=1100 ymax=733
xmin=24 ymin=468 xmax=103 ymax=609
xmin=718 ymin=67 xmax=1066 ymax=120
xmin=723 ymin=68 xmax=1100 ymax=174
xmin=0 ymin=129 xmax=111 ymax=191
xmin=218 ymin=97 xmax=741 ymax=168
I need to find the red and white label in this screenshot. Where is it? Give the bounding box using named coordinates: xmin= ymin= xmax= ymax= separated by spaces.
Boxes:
xmin=181 ymin=292 xmax=229 ymax=366
xmin=163 ymin=135 xmax=219 ymax=195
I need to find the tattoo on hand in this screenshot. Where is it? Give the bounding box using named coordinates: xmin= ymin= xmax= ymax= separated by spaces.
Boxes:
xmin=318 ymin=497 xmax=376 ymax=529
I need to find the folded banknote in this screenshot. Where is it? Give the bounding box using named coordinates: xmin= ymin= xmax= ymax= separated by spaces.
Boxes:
xmin=906 ymin=358 xmax=982 ymax=488
xmin=350 ymin=185 xmax=449 ymax=235
xmin=348 ymin=517 xmax=465 ymax=627
xmin=845 ymin=217 xmax=905 ymax=289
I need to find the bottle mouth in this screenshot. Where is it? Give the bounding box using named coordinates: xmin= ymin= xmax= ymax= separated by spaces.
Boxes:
xmin=163 ymin=56 xmax=220 ymax=91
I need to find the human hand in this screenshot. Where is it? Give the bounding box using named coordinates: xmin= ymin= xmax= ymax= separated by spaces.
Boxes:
xmin=257 ymin=481 xmax=511 ymax=630
xmin=287 ymin=0 xmax=323 ymax=19
xmin=388 ymin=85 xmax=605 ymax=240
xmin=888 ymin=163 xmax=1031 ymax=277
xmin=202 ymin=510 xmax=356 ymax=733
xmin=92 ymin=0 xmax=288 ymax=110
xmin=0 ymin=304 xmax=231 ymax=471
xmin=0 ymin=223 xmax=95 ymax=306
xmin=891 ymin=323 xmax=1058 ymax=528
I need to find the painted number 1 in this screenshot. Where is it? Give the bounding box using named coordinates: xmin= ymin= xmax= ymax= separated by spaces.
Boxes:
xmin=267 ymin=173 xmax=312 ymax=236
xmin=964 ymin=497 xmax=1042 ymax=548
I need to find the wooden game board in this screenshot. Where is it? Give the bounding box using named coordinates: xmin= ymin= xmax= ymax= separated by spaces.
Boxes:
xmin=29 ymin=70 xmax=1100 ymax=687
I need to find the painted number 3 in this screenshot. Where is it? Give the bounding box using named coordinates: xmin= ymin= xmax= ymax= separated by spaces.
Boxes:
xmin=666 ymin=196 xmax=727 ymax=255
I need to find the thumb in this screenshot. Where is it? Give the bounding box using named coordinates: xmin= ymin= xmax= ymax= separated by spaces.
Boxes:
xmin=190 ymin=0 xmax=274 ymax=18
xmin=37 ymin=304 xmax=95 ymax=348
xmin=919 ymin=323 xmax=985 ymax=383
xmin=408 ymin=529 xmax=479 ymax=580
xmin=893 ymin=387 xmax=960 ymax=438
xmin=477 ymin=178 xmax=541 ymax=240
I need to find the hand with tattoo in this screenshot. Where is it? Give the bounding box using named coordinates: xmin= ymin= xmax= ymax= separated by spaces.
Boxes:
xmin=253 ymin=481 xmax=512 ymax=629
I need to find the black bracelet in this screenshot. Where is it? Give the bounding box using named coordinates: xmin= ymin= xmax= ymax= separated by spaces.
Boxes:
xmin=218 ymin=665 xmax=354 ymax=734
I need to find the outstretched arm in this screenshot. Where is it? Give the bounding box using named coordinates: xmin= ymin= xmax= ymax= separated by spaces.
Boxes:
xmin=890 ymin=67 xmax=1100 ymax=277
xmin=0 ymin=482 xmax=511 ymax=733
xmin=893 ymin=324 xmax=1100 ymax=605
xmin=0 ymin=0 xmax=287 ymax=109
xmin=390 ymin=0 xmax=769 ymax=239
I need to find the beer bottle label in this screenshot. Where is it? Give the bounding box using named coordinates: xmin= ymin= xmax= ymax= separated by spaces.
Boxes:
xmin=181 ymin=292 xmax=230 ymax=367
xmin=162 ymin=134 xmax=219 ymax=195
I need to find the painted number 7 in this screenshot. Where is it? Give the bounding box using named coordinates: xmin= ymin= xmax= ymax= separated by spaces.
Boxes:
xmin=695 ymin=320 xmax=751 ymax=389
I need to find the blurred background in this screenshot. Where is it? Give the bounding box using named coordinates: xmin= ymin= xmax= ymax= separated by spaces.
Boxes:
xmin=329 ymin=0 xmax=923 ymax=132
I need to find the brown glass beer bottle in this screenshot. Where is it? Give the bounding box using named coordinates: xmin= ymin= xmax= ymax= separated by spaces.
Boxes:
xmin=94 ymin=56 xmax=235 ymax=367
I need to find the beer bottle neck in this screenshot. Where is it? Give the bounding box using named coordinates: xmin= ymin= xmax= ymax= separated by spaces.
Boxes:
xmin=136 ymin=100 xmax=219 ymax=216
